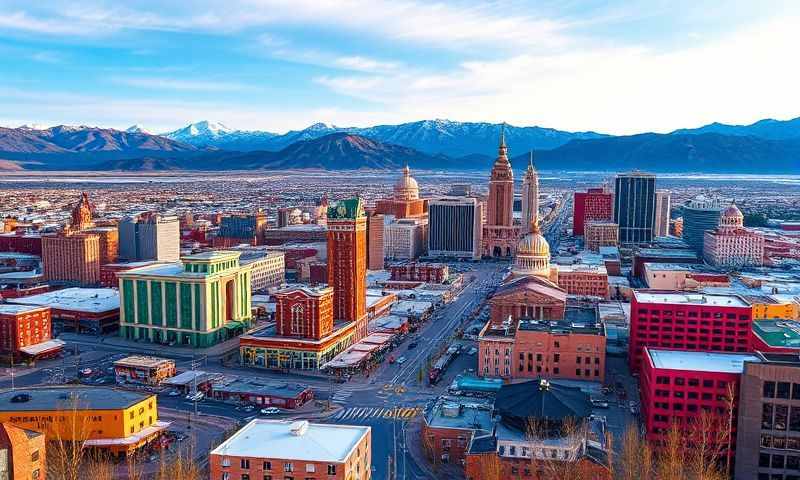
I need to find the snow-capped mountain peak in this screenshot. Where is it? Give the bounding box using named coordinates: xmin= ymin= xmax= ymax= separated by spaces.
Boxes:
xmin=18 ymin=123 xmax=48 ymax=130
xmin=304 ymin=122 xmax=336 ymax=131
xmin=126 ymin=124 xmax=148 ymax=134
xmin=192 ymin=120 xmax=232 ymax=135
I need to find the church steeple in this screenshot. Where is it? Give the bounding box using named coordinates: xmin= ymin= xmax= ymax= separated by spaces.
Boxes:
xmin=498 ymin=123 xmax=508 ymax=159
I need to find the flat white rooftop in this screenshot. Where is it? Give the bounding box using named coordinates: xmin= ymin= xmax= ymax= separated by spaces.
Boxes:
xmin=0 ymin=304 xmax=48 ymax=315
xmin=648 ymin=349 xmax=760 ymax=373
xmin=211 ymin=419 xmax=369 ymax=463
xmin=634 ymin=291 xmax=749 ymax=307
xmin=8 ymin=287 xmax=119 ymax=313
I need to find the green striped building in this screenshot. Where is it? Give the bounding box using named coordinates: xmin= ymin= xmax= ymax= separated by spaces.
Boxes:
xmin=117 ymin=251 xmax=252 ymax=347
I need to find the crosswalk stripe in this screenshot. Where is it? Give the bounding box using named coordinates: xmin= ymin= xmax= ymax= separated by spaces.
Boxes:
xmin=337 ymin=406 xmax=422 ymax=421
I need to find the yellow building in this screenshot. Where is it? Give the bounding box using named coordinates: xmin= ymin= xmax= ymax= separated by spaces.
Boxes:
xmin=0 ymin=387 xmax=167 ymax=458
xmin=749 ymin=295 xmax=800 ymax=320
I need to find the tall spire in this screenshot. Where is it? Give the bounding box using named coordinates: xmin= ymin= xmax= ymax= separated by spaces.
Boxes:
xmin=527 ymin=150 xmax=536 ymax=172
xmin=497 ymin=123 xmax=508 ymax=160
xmin=531 ymin=215 xmax=540 ymax=234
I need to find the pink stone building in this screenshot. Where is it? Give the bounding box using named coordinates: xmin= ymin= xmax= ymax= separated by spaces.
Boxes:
xmin=703 ymin=203 xmax=765 ymax=268
xmin=483 ymin=127 xmax=520 ymax=258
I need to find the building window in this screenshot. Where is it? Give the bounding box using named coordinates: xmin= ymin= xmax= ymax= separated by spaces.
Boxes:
xmin=291 ymin=305 xmax=305 ymax=335
xmin=241 ymin=475 xmax=249 ymax=480
xmin=327 ymin=465 xmax=336 ymax=475
xmin=263 ymin=461 xmax=271 ymax=470
xmin=222 ymin=457 xmax=231 ymax=467
xmin=305 ymin=464 xmax=316 ymax=473
xmin=764 ymin=381 xmax=776 ymax=398
xmin=31 ymin=450 xmax=39 ymax=462
xmin=241 ymin=459 xmax=250 ymax=469
xmin=284 ymin=463 xmax=293 ymax=472
xmin=778 ymin=382 xmax=791 ymax=399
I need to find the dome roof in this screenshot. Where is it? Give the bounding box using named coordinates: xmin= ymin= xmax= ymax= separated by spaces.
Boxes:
xmin=517 ymin=227 xmax=550 ymax=257
xmin=723 ymin=203 xmax=743 ymax=219
xmin=513 ymin=217 xmax=551 ymax=276
xmin=393 ymin=165 xmax=419 ymax=200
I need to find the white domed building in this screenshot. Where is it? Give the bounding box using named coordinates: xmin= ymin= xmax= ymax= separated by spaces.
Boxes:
xmin=703 ymin=202 xmax=764 ymax=268
xmin=487 ymin=217 xmax=566 ymax=326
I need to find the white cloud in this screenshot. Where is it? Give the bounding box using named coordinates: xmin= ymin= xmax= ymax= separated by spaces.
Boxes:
xmin=313 ymin=15 xmax=800 ymax=134
xmin=109 ymin=77 xmax=249 ymax=92
xmin=0 ymin=11 xmax=106 ymax=35
xmin=334 ymin=56 xmax=399 ymax=73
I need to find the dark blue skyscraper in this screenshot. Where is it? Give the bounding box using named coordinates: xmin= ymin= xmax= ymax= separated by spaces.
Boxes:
xmin=614 ymin=172 xmax=656 ymax=245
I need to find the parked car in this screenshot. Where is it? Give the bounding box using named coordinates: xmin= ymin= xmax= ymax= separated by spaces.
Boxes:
xmin=260 ymin=407 xmax=281 ymax=415
xmin=407 ymin=341 xmax=418 ymax=350
xmin=591 ymin=399 xmax=610 ymax=409
xmin=79 ymin=368 xmax=93 ymax=377
xmin=243 ymin=405 xmax=255 ymax=412
xmin=168 ymin=390 xmax=180 ymax=397
xmin=396 ymin=356 xmax=407 ymax=365
xmin=466 ymin=347 xmax=478 ymax=355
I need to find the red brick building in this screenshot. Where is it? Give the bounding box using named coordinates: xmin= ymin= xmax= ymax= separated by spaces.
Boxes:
xmin=327 ymin=197 xmax=368 ymax=340
xmin=274 ymin=286 xmax=334 ymax=340
xmin=374 ymin=165 xmax=427 ymax=219
xmin=99 ymin=261 xmax=159 ymax=287
xmin=0 ymin=232 xmax=43 ymax=255
xmin=488 ymin=276 xmax=567 ymax=327
xmin=555 ymin=265 xmax=609 ymax=299
xmin=483 ymin=129 xmax=521 ymax=258
xmin=85 ymin=227 xmax=118 ymax=265
xmin=8 ymin=288 xmax=120 ymax=335
xmin=629 ymin=290 xmax=754 ymax=372
xmin=209 ymin=420 xmax=371 ymax=480
xmin=640 ymin=348 xmax=759 ymax=460
xmin=422 ymin=401 xmax=493 ymax=466
xmin=573 ymin=188 xmax=613 ymax=236
xmin=42 ymin=233 xmax=101 ymax=286
xmin=479 ymin=311 xmax=606 ymax=382
xmin=366 ymin=212 xmax=385 ymax=270
xmin=0 ymin=305 xmax=62 ymax=362
xmin=389 ymin=261 xmax=449 ymax=284
xmin=0 ymin=422 xmax=46 ymax=480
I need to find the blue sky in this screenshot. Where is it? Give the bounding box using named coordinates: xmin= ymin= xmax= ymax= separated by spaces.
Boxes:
xmin=1 ymin=0 xmax=799 ymax=134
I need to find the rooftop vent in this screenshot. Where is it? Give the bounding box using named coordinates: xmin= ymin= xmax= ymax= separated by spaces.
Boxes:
xmin=441 ymin=403 xmax=462 ymax=418
xmin=290 ymin=420 xmax=309 ymax=437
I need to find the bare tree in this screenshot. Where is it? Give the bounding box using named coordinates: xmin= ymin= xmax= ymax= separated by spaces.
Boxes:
xmin=617 ymin=424 xmax=654 ymax=480
xmin=48 ymin=394 xmax=91 ymax=480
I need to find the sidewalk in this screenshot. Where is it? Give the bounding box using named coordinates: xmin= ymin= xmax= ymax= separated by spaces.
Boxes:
xmin=58 ymin=332 xmax=241 ymax=359
xmin=404 ymin=418 xmax=438 ymax=480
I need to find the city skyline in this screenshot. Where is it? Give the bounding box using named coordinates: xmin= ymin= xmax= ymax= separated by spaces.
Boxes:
xmin=1 ymin=1 xmax=799 ymax=134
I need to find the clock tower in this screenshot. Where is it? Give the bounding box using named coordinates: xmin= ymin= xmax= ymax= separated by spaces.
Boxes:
xmin=327 ymin=197 xmax=368 ymax=340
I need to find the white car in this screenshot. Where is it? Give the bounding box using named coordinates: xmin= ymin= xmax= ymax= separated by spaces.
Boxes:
xmin=186 ymin=391 xmax=204 ymax=402
xmin=260 ymin=407 xmax=281 ymax=415
xmin=396 ymin=356 xmax=407 ymax=365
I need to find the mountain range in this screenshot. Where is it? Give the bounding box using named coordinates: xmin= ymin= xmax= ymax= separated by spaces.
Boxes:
xmin=1 ymin=116 xmax=799 ymax=173
xmin=162 ymin=119 xmax=608 ymax=157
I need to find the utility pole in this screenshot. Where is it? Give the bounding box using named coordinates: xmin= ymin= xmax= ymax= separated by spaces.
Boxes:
xmin=10 ymin=357 xmax=14 ymax=391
